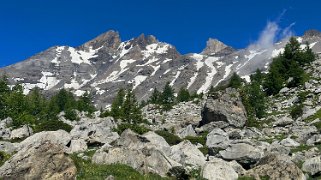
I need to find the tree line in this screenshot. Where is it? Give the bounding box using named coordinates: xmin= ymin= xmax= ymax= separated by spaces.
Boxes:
xmin=0 ymin=77 xmax=95 ymax=132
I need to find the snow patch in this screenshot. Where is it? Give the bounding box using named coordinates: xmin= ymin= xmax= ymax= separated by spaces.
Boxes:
xmin=163 ymin=69 xmax=171 ymax=75
xmin=170 ymin=71 xmax=181 ymax=86
xmin=133 ymin=75 xmax=148 ymax=89
xmin=242 ymin=75 xmax=251 ymax=82
xmin=162 ymin=58 xmax=172 ymax=64
xmin=68 ymin=47 xmax=98 ymax=65
xmin=197 ymin=57 xmax=219 ymax=93
xmin=272 ymin=48 xmax=284 ymax=58
xmin=151 ymin=65 xmax=160 ymax=76
xmin=187 ymin=72 xmax=198 ymax=89
xmin=143 ymin=43 xmax=169 ymax=59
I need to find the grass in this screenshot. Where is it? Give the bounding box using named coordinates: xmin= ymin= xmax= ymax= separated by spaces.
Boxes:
xmin=0 ymin=151 xmax=11 ymax=166
xmin=238 ymin=176 xmax=255 ymax=180
xmin=184 ymin=131 xmax=208 ymax=146
xmin=304 ymin=108 xmax=321 ymax=123
xmin=291 ymin=144 xmax=312 ymax=154
xmin=71 ymin=154 xmax=170 ymax=180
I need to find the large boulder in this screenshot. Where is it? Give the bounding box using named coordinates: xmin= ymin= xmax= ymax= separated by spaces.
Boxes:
xmin=0 ymin=117 xmax=13 ymax=140
xmin=0 ymin=141 xmax=76 ymax=179
xmin=10 ymin=125 xmax=33 ymax=140
xmin=92 ymin=129 xmax=181 ymax=176
xmin=206 ymin=128 xmax=229 ymax=148
xmin=177 ymin=124 xmax=197 ymax=138
xmin=219 ymin=142 xmax=264 ymax=167
xmin=201 ymin=157 xmax=238 ymax=180
xmin=201 ymin=88 xmax=247 ymax=128
xmin=67 ymin=139 xmax=88 ymax=153
xmin=302 ymin=156 xmax=321 ymax=176
xmin=246 ymin=153 xmax=305 ymax=180
xmin=170 ymin=140 xmax=206 ymax=167
xmin=18 ymin=130 xmax=71 ymax=151
xmin=70 ymin=117 xmax=119 ymax=144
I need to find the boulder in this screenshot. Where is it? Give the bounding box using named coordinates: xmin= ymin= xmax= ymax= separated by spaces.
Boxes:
xmin=93 ymin=147 xmax=180 ymax=177
xmin=0 ymin=117 xmax=12 ymax=140
xmin=206 ymin=128 xmax=229 ymax=148
xmin=0 ymin=141 xmax=17 ymax=154
xmin=302 ymin=156 xmax=321 ymax=175
xmin=201 ymin=88 xmax=247 ymax=128
xmin=170 ymin=140 xmax=206 ymax=167
xmin=177 ymin=124 xmax=196 ymax=138
xmin=70 ymin=117 xmax=119 ymax=144
xmin=0 ymin=141 xmax=76 ymax=179
xmin=279 ymin=138 xmax=300 ymax=147
xmin=10 ymin=125 xmax=33 ymax=140
xmin=67 ymin=139 xmax=88 ymax=153
xmin=219 ymin=143 xmax=264 ymax=166
xmin=201 ymin=158 xmax=238 ymax=180
xmin=273 ymin=116 xmax=294 ymax=127
xmin=18 ymin=130 xmax=71 ymax=151
xmin=142 ymin=131 xmax=171 ymax=155
xmin=92 ymin=129 xmax=181 ymax=176
xmin=246 ymin=153 xmax=305 ymax=180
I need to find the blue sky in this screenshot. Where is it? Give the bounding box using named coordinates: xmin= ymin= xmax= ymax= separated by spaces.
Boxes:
xmin=1 ymin=0 xmax=321 ymax=67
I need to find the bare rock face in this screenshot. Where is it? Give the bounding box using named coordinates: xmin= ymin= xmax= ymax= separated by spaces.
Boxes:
xmin=201 ymin=38 xmax=234 ymax=55
xmin=201 ymin=88 xmax=247 ymax=128
xmin=201 ymin=157 xmax=239 ymax=180
xmin=0 ymin=142 xmax=77 ymax=179
xmin=246 ymin=153 xmax=305 ymax=180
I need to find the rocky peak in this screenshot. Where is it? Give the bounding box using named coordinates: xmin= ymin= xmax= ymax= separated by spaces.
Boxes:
xmin=201 ymin=38 xmax=233 ymax=55
xmin=303 ymin=29 xmax=321 ymax=38
xmin=131 ymin=33 xmax=158 ymax=49
xmin=82 ymin=30 xmax=121 ymax=50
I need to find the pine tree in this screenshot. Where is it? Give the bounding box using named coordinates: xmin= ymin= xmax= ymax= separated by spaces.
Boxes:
xmin=161 ymin=82 xmax=175 ymax=111
xmin=0 ymin=76 xmax=10 ymax=119
xmin=177 ymin=87 xmax=190 ymax=102
xmin=149 ymin=88 xmax=161 ymax=104
xmin=110 ymin=88 xmax=125 ymax=119
xmin=228 ymin=73 xmax=243 ymax=89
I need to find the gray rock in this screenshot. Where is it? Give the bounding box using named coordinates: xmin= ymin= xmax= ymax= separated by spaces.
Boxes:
xmin=177 ymin=124 xmax=196 ymax=138
xmin=0 ymin=141 xmax=77 ymax=179
xmin=170 ymin=140 xmax=206 ymax=167
xmin=279 ymin=138 xmax=300 ymax=147
xmin=246 ymin=153 xmax=305 ymax=180
xmin=0 ymin=141 xmax=18 ymax=154
xmin=302 ymin=156 xmax=321 ymax=175
xmin=93 ymin=129 xmax=181 ymax=176
xmin=201 ymin=88 xmax=247 ymax=128
xmin=219 ymin=143 xmax=264 ymax=166
xmin=206 ymin=128 xmax=229 ymax=148
xmin=306 ymin=134 xmax=321 ymax=146
xmin=10 ymin=125 xmax=33 ymax=140
xmin=67 ymin=139 xmax=88 ymax=153
xmin=70 ymin=117 xmax=119 ymax=144
xmin=273 ymin=116 xmax=294 ymax=127
xmin=18 ymin=130 xmax=71 ymax=151
xmin=201 ymin=157 xmax=238 ymax=180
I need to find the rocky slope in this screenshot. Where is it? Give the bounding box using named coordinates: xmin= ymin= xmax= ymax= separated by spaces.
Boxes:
xmin=1 ymin=30 xmax=321 ymax=108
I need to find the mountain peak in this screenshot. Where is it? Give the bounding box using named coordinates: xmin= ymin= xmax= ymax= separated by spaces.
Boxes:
xmin=201 ymin=38 xmax=233 ymax=55
xmin=131 ymin=34 xmax=158 ymax=49
xmin=303 ymin=29 xmax=321 ymax=38
xmin=82 ymin=30 xmax=121 ymax=50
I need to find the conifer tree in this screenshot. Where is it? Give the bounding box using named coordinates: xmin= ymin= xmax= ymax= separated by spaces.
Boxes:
xmin=177 ymin=87 xmax=190 ymax=102
xmin=161 ymin=82 xmax=175 ymax=111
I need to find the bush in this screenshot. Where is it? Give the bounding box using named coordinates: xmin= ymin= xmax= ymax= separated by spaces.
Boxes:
xmin=114 ymin=123 xmax=150 ymax=135
xmin=0 ymin=151 xmax=11 ymax=166
xmin=290 ymin=104 xmax=304 ymax=119
xmin=34 ymin=120 xmax=72 ymax=133
xmin=155 ymin=130 xmax=182 ymax=146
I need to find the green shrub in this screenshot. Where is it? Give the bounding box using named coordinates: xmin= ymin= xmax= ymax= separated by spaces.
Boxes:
xmin=114 ymin=123 xmax=150 ymax=135
xmin=238 ymin=176 xmax=255 ymax=180
xmin=34 ymin=120 xmax=72 ymax=133
xmin=0 ymin=151 xmax=11 ymax=166
xmin=198 ymin=146 xmax=209 ymax=156
xmin=290 ymin=104 xmax=304 ymax=119
xmin=155 ymin=130 xmax=182 ymax=145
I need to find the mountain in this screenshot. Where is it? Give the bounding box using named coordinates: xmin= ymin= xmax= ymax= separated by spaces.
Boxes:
xmin=1 ymin=30 xmax=321 ymax=108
